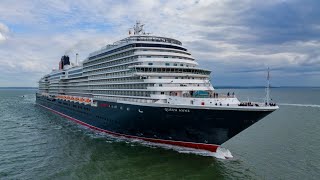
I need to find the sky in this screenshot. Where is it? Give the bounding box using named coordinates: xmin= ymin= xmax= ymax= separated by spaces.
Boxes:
xmin=0 ymin=0 xmax=319 ymax=87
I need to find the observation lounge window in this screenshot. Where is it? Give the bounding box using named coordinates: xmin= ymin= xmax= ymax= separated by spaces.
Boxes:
xmin=133 ymin=43 xmax=186 ymax=51
xmin=148 ymin=63 xmax=153 ymax=65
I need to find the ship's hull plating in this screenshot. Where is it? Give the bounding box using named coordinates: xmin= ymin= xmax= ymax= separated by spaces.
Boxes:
xmin=36 ymin=95 xmax=274 ymax=152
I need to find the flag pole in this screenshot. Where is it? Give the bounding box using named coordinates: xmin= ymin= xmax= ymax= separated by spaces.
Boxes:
xmin=266 ymin=67 xmax=270 ymax=106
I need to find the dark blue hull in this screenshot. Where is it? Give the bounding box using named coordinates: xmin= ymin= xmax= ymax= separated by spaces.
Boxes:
xmin=36 ymin=94 xmax=274 ymax=151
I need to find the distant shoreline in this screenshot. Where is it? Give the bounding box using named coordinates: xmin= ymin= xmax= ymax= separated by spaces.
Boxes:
xmin=0 ymin=86 xmax=319 ymax=90
xmin=215 ymin=86 xmax=320 ymax=89
xmin=0 ymin=87 xmax=37 ymax=90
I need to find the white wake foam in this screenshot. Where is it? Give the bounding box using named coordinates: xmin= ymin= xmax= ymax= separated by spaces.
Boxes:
xmin=215 ymin=147 xmax=233 ymax=159
xmin=279 ymin=103 xmax=320 ymax=108
xmin=129 ymin=139 xmax=233 ymax=159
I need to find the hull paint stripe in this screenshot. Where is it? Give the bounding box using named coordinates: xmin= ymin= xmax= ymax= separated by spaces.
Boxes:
xmin=37 ymin=103 xmax=219 ymax=152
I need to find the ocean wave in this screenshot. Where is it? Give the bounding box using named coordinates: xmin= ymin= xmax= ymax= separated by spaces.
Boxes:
xmin=279 ymin=103 xmax=320 ymax=108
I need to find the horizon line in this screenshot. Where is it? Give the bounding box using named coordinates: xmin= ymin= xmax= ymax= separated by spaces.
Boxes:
xmin=1 ymin=86 xmax=319 ymax=89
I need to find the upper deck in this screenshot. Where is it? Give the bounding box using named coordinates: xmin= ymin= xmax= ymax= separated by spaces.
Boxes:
xmin=87 ymin=35 xmax=185 ymax=61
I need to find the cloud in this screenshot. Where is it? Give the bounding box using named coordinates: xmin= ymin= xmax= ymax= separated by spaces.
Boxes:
xmin=0 ymin=0 xmax=319 ymax=86
xmin=0 ymin=22 xmax=9 ymax=42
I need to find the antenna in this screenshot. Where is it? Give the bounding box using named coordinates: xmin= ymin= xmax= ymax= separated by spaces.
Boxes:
xmin=266 ymin=67 xmax=270 ymax=106
xmin=76 ymin=53 xmax=79 ymax=66
xmin=133 ymin=21 xmax=145 ymax=35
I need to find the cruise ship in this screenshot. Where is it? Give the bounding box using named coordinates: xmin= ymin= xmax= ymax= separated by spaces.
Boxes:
xmin=36 ymin=22 xmax=278 ymax=154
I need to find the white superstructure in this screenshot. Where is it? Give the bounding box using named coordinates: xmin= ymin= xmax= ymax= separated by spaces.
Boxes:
xmin=39 ymin=22 xmax=270 ymax=108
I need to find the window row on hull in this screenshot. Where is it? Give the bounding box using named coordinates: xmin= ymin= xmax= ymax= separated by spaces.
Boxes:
xmin=84 ymin=51 xmax=193 ymax=71
xmin=85 ymin=50 xmax=135 ymax=67
xmin=84 ymin=62 xmax=139 ymax=76
xmin=94 ymin=95 xmax=156 ymax=104
xmin=134 ymin=67 xmax=210 ymax=75
xmin=89 ymin=71 xmax=134 ymax=81
xmin=88 ymin=43 xmax=187 ymax=61
xmin=93 ymin=90 xmax=154 ymax=97
xmin=89 ymin=83 xmax=153 ymax=90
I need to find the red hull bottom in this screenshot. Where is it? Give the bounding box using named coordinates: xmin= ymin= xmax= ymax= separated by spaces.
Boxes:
xmin=38 ymin=104 xmax=219 ymax=153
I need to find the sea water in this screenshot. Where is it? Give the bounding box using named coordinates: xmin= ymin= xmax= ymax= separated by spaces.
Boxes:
xmin=0 ymin=88 xmax=319 ymax=179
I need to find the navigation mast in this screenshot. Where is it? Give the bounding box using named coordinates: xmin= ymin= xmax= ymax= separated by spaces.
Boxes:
xmin=266 ymin=67 xmax=270 ymax=106
xmin=133 ymin=21 xmax=145 ymax=35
